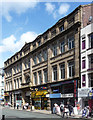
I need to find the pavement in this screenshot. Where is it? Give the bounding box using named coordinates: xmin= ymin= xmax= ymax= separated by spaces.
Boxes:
xmin=8 ymin=106 xmax=93 ymax=120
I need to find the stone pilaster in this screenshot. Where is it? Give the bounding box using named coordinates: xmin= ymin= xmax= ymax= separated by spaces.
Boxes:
xmin=47 ymin=84 xmax=51 ymax=111
xmin=22 ymin=91 xmax=26 ymax=106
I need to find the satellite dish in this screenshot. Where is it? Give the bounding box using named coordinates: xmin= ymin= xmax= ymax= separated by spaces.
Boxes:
xmin=89 ymin=16 xmax=92 ymax=22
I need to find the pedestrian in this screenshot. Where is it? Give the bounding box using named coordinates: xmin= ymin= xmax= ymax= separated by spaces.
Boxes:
xmin=53 ymin=104 xmax=56 ymax=114
xmin=68 ymin=104 xmax=73 ymax=116
xmin=82 ymin=107 xmax=87 ymax=117
xmin=54 ymin=103 xmax=60 ymax=114
xmin=60 ymin=102 xmax=64 ymax=117
xmin=16 ymin=102 xmax=19 ymax=109
xmin=63 ymin=105 xmax=69 ymax=118
xmin=25 ymin=102 xmax=29 ymax=109
xmin=86 ymin=106 xmax=89 ymax=118
xmin=56 ymin=105 xmax=60 ymax=114
xmin=14 ymin=102 xmax=16 ymax=109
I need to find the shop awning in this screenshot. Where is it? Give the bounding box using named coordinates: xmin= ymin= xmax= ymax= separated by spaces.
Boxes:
xmin=31 ymin=90 xmax=48 ymax=98
xmin=4 ymin=92 xmax=9 ymax=96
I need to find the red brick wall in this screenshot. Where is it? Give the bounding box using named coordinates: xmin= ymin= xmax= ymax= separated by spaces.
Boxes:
xmin=82 ymin=4 xmax=93 ymax=27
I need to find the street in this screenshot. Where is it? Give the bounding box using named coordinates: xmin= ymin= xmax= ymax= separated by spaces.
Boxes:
xmin=0 ymin=106 xmax=92 ymax=120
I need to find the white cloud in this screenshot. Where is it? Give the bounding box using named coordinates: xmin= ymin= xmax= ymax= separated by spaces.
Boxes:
xmin=1 ymin=0 xmax=38 ymax=22
xmin=45 ymin=3 xmax=55 ymax=14
xmin=58 ymin=3 xmax=70 ymax=15
xmin=0 ymin=31 xmax=38 ymax=53
xmin=45 ymin=3 xmax=70 ymax=19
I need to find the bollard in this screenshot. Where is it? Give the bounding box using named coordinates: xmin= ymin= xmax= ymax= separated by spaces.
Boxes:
xmin=2 ymin=115 xmax=5 ymax=120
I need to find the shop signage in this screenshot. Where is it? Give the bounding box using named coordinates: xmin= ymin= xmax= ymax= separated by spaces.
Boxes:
xmin=31 ymin=90 xmax=48 ymax=98
xmin=4 ymin=92 xmax=9 ymax=96
xmin=36 ymin=90 xmax=48 ymax=96
xmin=53 ymin=89 xmax=59 ymax=92
xmin=46 ymin=94 xmax=50 ymax=97
xmin=61 ymin=93 xmax=73 ymax=98
xmin=78 ymin=88 xmax=91 ymax=97
xmin=50 ymin=93 xmax=61 ymax=98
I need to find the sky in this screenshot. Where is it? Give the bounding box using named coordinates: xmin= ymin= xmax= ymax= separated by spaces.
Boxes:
xmin=0 ymin=0 xmax=91 ymax=68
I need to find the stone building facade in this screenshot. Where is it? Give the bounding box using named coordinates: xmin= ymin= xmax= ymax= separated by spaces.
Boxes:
xmin=0 ymin=68 xmax=4 ymax=101
xmin=4 ymin=4 xmax=93 ymax=110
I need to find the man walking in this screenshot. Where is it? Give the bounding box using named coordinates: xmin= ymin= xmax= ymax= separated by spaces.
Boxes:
xmin=60 ymin=102 xmax=64 ymax=117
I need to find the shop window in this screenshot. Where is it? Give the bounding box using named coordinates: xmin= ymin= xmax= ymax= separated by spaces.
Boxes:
xmin=52 ymin=66 xmax=57 ymax=81
xmin=82 ymin=74 xmax=86 ymax=87
xmin=60 ymin=63 xmax=65 ymax=79
xmin=68 ymin=61 xmax=74 ymax=77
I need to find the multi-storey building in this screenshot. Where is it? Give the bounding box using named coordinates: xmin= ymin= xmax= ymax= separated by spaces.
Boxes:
xmin=78 ymin=23 xmax=93 ymax=110
xmin=0 ymin=68 xmax=4 ymax=101
xmin=4 ymin=4 xmax=93 ymax=110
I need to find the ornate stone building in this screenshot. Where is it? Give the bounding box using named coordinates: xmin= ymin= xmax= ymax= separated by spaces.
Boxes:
xmin=4 ymin=4 xmax=93 ymax=110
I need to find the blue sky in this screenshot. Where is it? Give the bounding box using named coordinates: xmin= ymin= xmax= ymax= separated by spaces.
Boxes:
xmin=0 ymin=1 xmax=91 ymax=68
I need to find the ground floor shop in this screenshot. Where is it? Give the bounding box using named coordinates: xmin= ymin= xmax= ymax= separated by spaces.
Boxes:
xmin=4 ymin=79 xmax=78 ymax=110
xmin=48 ymin=79 xmax=78 ymax=111
xmin=78 ymin=87 xmax=93 ymax=110
xmin=31 ymin=88 xmax=48 ymax=110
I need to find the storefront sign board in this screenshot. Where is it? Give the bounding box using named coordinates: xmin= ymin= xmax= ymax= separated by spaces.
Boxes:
xmin=61 ymin=93 xmax=73 ymax=98
xmin=78 ymin=88 xmax=91 ymax=97
xmin=50 ymin=93 xmax=61 ymax=98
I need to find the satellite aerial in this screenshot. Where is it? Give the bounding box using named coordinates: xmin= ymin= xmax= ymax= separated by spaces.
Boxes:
xmin=88 ymin=16 xmax=93 ymax=22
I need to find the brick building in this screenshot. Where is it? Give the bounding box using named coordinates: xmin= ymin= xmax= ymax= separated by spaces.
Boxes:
xmin=4 ymin=4 xmax=93 ymax=110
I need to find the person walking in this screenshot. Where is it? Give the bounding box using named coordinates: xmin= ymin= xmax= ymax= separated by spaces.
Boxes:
xmin=16 ymin=102 xmax=19 ymax=109
xmin=53 ymin=103 xmax=57 ymax=114
xmin=14 ymin=102 xmax=16 ymax=109
xmin=60 ymin=102 xmax=64 ymax=117
xmin=68 ymin=104 xmax=73 ymax=116
xmin=63 ymin=105 xmax=69 ymax=118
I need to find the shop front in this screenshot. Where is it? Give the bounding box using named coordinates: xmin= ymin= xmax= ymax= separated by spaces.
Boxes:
xmin=9 ymin=92 xmax=12 ymax=105
xmin=14 ymin=90 xmax=22 ymax=107
xmin=25 ymin=91 xmax=30 ymax=104
xmin=49 ymin=80 xmax=78 ymax=111
xmin=78 ymin=87 xmax=93 ymax=110
xmin=4 ymin=92 xmax=9 ymax=104
xmin=31 ymin=90 xmax=48 ymax=110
